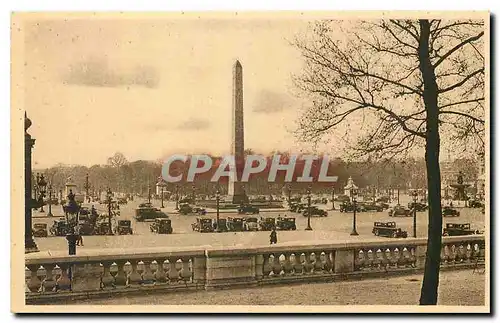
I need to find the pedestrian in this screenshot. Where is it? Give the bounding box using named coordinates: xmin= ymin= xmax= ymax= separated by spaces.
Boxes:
xmin=270 ymin=227 xmax=277 ymax=244
xmin=75 ymin=223 xmax=84 ymax=246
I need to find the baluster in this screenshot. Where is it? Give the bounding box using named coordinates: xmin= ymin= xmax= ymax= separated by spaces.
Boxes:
xmin=141 ymin=259 xmax=155 ymax=285
xmin=101 ymin=261 xmax=115 ymax=289
xmin=154 ymin=258 xmax=167 ymax=284
xmin=313 ymin=253 xmax=324 ymax=273
xmin=456 ymin=244 xmax=466 ymax=263
xmin=127 ymin=260 xmax=143 ymax=287
xmin=381 ymin=248 xmax=390 ymax=270
xmin=303 ymin=253 xmax=314 ymax=274
xmin=448 ymin=244 xmax=456 ymax=264
xmin=409 ymin=247 xmax=417 ymax=267
xmin=56 ymin=263 xmax=72 ymax=292
xmin=465 ymin=243 xmax=473 ymax=262
xmin=282 ymin=253 xmax=293 ymax=276
xmin=402 ymin=247 xmax=411 ymax=267
xmin=26 ymin=265 xmax=42 ymax=293
xmin=293 ymin=253 xmax=304 ymax=275
xmin=324 ymin=251 xmax=333 ymax=273
xmin=262 ymin=254 xmax=272 ymax=277
xmin=366 ymin=249 xmax=374 ymax=269
xmin=42 ymin=264 xmax=56 ymax=293
xmin=393 ymin=248 xmax=400 ymax=268
xmin=168 ymin=258 xmax=179 ymax=283
xmin=180 ymin=258 xmax=192 ymax=284
xmin=397 ymin=247 xmax=406 ymax=267
xmin=440 ymin=245 xmax=447 ymax=264
xmin=271 ymin=254 xmax=281 ymax=276
xmin=373 ymin=249 xmax=382 ymax=269
xmin=355 ymin=250 xmax=364 ymax=271
xmin=114 ymin=261 xmax=128 ymax=287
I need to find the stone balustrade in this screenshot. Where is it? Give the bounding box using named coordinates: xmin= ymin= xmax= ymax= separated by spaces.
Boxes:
xmin=25 ymin=236 xmax=485 ymax=303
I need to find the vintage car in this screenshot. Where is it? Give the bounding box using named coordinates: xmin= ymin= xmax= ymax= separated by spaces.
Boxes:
xmin=335 ymin=195 xmax=351 ymax=203
xmin=359 ymin=202 xmax=384 ymax=212
xmin=372 ymin=221 xmax=408 ymax=238
xmin=388 ymin=205 xmax=412 ymax=217
xmin=376 ymin=196 xmax=391 ymax=203
xmin=243 ymin=217 xmax=259 ymax=231
xmin=238 ymin=204 xmax=260 ymax=215
xmin=95 ymin=222 xmax=111 ymax=235
xmin=117 ymin=197 xmax=128 ymax=205
xmin=442 ymin=223 xmax=479 ymax=236
xmin=150 ymin=218 xmax=173 ymax=234
xmin=192 ymin=218 xmax=214 ymax=233
xmin=302 ymin=206 xmax=328 ymax=217
xmin=276 ymin=217 xmax=296 ymax=231
xmin=49 ymin=220 xmax=70 ymax=236
xmin=135 ymin=206 xmax=168 ymax=222
xmin=33 ymin=223 xmax=48 ymax=237
xmin=442 ymin=206 xmax=460 ymax=217
xmin=408 ymin=202 xmax=428 ymax=212
xmin=115 ymin=220 xmax=133 ymax=235
xmin=77 ymin=219 xmax=96 ymax=235
xmin=339 ymin=202 xmax=364 ymax=213
xmin=468 ymin=199 xmax=484 ymax=208
xmin=227 ymin=217 xmax=245 ymax=232
xmin=213 ymin=218 xmax=228 ymax=232
xmin=193 ymin=207 xmax=207 ymax=215
xmin=138 ymin=202 xmax=153 ymax=208
xmin=289 ymin=202 xmax=306 ymax=213
xmin=179 ymin=204 xmax=207 ymax=215
xmin=259 ymin=217 xmax=276 ymax=231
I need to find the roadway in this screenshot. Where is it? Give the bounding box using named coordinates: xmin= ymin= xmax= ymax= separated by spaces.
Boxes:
xmin=31 ymin=199 xmax=485 ymax=253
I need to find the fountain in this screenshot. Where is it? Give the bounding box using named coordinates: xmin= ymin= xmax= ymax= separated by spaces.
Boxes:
xmin=449 ymin=171 xmax=470 ymax=201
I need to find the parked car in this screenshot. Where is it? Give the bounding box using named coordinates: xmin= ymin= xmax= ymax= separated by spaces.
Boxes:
xmin=238 ymin=204 xmax=260 ymax=215
xmin=33 ymin=223 xmax=48 ymax=237
xmin=213 ymin=218 xmax=228 ymax=232
xmin=95 ymin=222 xmax=111 ymax=235
xmin=117 ymin=197 xmax=128 ymax=205
xmin=192 ymin=218 xmax=214 ymax=233
xmin=376 ymin=196 xmax=390 ymax=203
xmin=135 ymin=207 xmax=168 ymax=221
xmin=77 ymin=219 xmax=96 ymax=235
xmin=442 ymin=206 xmax=460 ymax=217
xmin=150 ymin=218 xmax=173 ymax=234
xmin=388 ymin=205 xmax=412 ymax=217
xmin=289 ymin=202 xmax=306 ymax=213
xmin=339 ymin=202 xmax=363 ymax=213
xmin=115 ymin=220 xmax=133 ymax=235
xmin=243 ymin=217 xmax=259 ymax=231
xmin=193 ymin=207 xmax=207 ymax=215
xmin=49 ymin=220 xmax=69 ymax=236
xmin=138 ymin=202 xmax=153 ymax=208
xmin=276 ymin=217 xmax=296 ymax=231
xmin=259 ymin=217 xmax=276 ymax=231
xmin=179 ymin=204 xmax=194 ymax=215
xmin=372 ymin=221 xmax=408 ymax=238
xmin=442 ymin=223 xmax=479 ymax=236
xmin=360 ymin=202 xmax=384 ymax=212
xmin=408 ymin=202 xmax=428 ymax=212
xmin=227 ymin=217 xmax=245 ymax=231
xmin=302 ymin=206 xmax=328 ymax=217
xmin=468 ymin=200 xmax=484 ymax=208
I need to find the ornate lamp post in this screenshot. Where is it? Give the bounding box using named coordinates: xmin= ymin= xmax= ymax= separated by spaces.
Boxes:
xmin=147 ymin=184 xmax=152 ymax=204
xmin=25 ymin=113 xmax=38 ymax=253
xmin=106 ymin=188 xmax=113 ymax=235
xmin=305 ymin=187 xmax=313 ymax=231
xmin=34 ymin=173 xmax=39 ymax=202
xmin=175 ymin=185 xmax=180 ymax=210
xmin=215 ymin=188 xmax=221 ymax=232
xmin=350 ymin=187 xmax=359 ymax=236
xmin=192 ymin=184 xmax=196 ymax=204
xmin=47 ymin=182 xmax=53 ymax=217
xmin=412 ymin=190 xmax=418 ymax=238
xmin=84 ymin=173 xmax=90 ymax=203
xmin=37 ymin=174 xmax=47 ymax=212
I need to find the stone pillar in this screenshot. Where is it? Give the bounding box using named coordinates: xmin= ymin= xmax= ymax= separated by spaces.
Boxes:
xmin=70 ymin=263 xmax=103 ymax=292
xmin=192 ymin=254 xmax=207 ymax=288
xmin=25 ymin=113 xmax=38 ymax=253
xmin=204 ymin=250 xmax=257 ymax=289
xmin=228 ymin=60 xmax=247 ymax=205
xmin=334 ymin=249 xmax=355 ymax=273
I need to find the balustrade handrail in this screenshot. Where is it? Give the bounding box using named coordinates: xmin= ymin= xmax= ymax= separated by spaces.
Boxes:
xmin=25 ymin=235 xmax=485 ymax=265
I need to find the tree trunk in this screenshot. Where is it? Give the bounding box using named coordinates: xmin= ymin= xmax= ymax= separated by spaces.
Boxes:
xmin=418 ymin=19 xmax=443 ymax=305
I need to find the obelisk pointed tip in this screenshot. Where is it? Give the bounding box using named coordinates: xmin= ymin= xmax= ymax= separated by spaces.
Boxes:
xmin=234 ymin=60 xmax=242 ymax=68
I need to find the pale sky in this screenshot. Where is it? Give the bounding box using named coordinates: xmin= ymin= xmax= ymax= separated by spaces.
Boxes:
xmin=24 ymin=17 xmax=314 ymax=168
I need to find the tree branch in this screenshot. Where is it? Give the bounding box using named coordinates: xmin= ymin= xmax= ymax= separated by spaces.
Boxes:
xmin=433 ymin=31 xmax=484 ymax=68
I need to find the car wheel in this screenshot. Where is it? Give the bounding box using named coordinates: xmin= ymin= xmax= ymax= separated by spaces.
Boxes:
xmin=374 ymin=230 xmax=379 ymax=236
xmin=392 ymin=232 xmax=398 ymax=238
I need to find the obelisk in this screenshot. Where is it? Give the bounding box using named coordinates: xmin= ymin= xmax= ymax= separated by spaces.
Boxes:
xmin=228 ymin=60 xmax=247 ymax=204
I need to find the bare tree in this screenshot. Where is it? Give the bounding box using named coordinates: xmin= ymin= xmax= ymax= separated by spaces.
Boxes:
xmin=293 ymin=19 xmax=485 ymax=305
xmin=107 ymin=152 xmax=129 ymax=168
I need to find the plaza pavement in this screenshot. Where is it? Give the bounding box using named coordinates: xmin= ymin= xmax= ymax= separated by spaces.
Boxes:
xmin=55 ymin=269 xmax=486 ymax=306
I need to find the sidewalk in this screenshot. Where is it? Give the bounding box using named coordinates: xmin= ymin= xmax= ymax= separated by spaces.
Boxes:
xmin=58 ymin=269 xmax=485 ymax=306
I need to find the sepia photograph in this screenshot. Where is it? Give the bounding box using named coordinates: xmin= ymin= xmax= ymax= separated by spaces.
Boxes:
xmin=11 ymin=11 xmax=489 ymax=313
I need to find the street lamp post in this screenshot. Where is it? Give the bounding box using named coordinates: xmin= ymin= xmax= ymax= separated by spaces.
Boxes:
xmin=216 ymin=189 xmax=221 ymax=232
xmin=161 ymin=185 xmax=165 ymax=208
xmin=106 ymin=188 xmax=113 ymax=235
xmin=350 ymin=188 xmax=359 ymax=236
xmin=38 ymin=174 xmax=47 ymax=213
xmin=84 ymin=173 xmax=90 ymax=203
xmin=412 ymin=190 xmax=418 ymax=238
xmin=148 ymin=185 xmax=151 ymax=204
xmin=192 ymin=184 xmax=196 ymax=205
xmin=25 ymin=113 xmax=38 ymax=253
xmin=47 ymin=183 xmax=53 ymax=217
xmin=175 ymin=185 xmax=179 ymax=210
xmin=34 ymin=173 xmax=39 ymax=202
xmin=331 ymin=184 xmax=336 ymax=210
xmin=305 ymin=187 xmax=312 ymax=231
